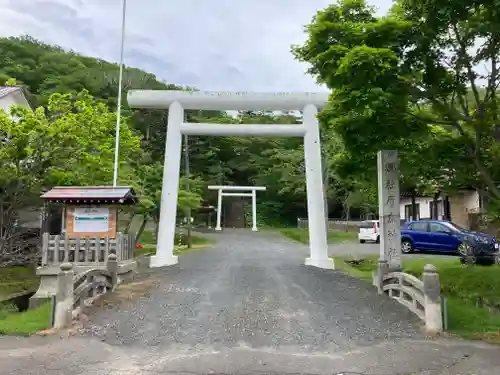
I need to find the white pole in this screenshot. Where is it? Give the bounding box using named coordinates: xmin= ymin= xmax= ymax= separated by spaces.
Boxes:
xmin=303 ymin=104 xmax=333 ymax=269
xmin=150 ymin=101 xmax=183 ymax=268
xmin=251 ymin=190 xmax=258 ymax=231
xmin=215 ymin=189 xmax=222 ymax=231
xmin=112 ymin=0 xmax=127 ymax=187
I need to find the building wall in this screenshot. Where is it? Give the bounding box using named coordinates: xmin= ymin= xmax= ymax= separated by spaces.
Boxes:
xmin=0 ymin=91 xmax=30 ymax=120
xmin=450 ymin=190 xmax=481 ymax=229
xmin=400 ymin=197 xmax=433 ymax=219
xmin=0 ymin=93 xmax=17 ymax=114
xmin=463 ymin=190 xmax=481 ymax=212
xmin=449 ymin=195 xmax=468 ymax=228
xmin=399 ymin=190 xmax=481 ymax=228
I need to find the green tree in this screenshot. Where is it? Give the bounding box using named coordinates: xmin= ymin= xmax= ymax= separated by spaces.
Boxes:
xmin=0 ymin=34 xmax=383 ymax=227
xmin=0 ymin=36 xmax=193 ymax=158
xmin=0 ymin=90 xmax=142 ymax=265
xmin=133 ymin=162 xmax=203 ymax=239
xmin=293 ymin=0 xmax=500 ymax=213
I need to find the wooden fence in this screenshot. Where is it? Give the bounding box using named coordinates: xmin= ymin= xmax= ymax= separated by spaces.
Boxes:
xmin=53 ymin=253 xmax=118 ymax=329
xmin=42 ymin=233 xmax=134 ymax=266
xmin=372 ymin=262 xmax=442 ymax=335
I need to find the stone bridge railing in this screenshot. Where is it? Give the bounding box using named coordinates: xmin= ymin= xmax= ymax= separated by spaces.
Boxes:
xmin=53 ymin=253 xmax=119 ymax=329
xmin=373 ymin=262 xmax=443 ymax=335
xmin=41 ymin=233 xmax=134 ymax=266
xmin=30 ymin=234 xmax=136 ymax=307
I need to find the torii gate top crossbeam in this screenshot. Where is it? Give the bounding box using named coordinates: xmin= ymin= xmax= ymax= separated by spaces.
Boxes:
xmin=208 ymin=186 xmax=267 ymax=191
xmin=127 ymin=90 xmax=329 ymax=111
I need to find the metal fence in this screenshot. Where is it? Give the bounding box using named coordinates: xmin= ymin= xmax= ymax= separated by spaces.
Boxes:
xmin=297 ymin=218 xmax=364 ymax=232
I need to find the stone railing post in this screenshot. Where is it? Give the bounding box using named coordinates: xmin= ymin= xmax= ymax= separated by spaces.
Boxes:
xmin=107 ymin=253 xmax=118 ymax=289
xmin=375 ymin=259 xmax=388 ymax=294
xmin=423 ymin=264 xmax=443 ymax=335
xmin=54 ymin=262 xmax=74 ymax=329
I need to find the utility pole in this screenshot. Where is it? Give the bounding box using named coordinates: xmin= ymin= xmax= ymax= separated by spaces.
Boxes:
xmin=184 ymin=134 xmax=192 ymax=248
xmin=112 ymin=0 xmax=127 ymax=186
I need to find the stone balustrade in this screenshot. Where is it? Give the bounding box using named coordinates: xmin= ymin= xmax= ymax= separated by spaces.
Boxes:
xmin=373 ymin=261 xmax=443 ymax=335
xmin=54 ymin=253 xmax=119 ymax=329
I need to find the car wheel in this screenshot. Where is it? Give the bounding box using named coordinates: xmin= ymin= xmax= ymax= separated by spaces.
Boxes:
xmin=401 ymin=239 xmax=413 ymax=254
xmin=458 ymin=242 xmax=476 ymax=264
xmin=359 ymin=239 xmax=366 ymax=244
xmin=375 ymin=236 xmax=380 ymax=244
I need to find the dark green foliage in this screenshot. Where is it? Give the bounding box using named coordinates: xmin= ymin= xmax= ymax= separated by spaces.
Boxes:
xmin=0 ymin=35 xmax=375 ymax=225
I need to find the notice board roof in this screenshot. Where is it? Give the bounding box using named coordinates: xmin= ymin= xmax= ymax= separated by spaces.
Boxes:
xmin=41 ymin=186 xmax=138 ymax=205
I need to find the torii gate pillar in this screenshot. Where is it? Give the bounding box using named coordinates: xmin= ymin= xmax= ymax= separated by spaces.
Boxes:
xmin=128 ymin=90 xmax=334 ymax=270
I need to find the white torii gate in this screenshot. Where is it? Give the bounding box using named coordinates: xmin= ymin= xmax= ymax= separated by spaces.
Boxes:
xmin=127 ymin=90 xmax=333 ymax=270
xmin=208 ymin=185 xmax=266 ymax=231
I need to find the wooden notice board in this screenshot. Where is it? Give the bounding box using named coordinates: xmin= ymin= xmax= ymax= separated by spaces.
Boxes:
xmin=65 ymin=205 xmax=117 ymax=238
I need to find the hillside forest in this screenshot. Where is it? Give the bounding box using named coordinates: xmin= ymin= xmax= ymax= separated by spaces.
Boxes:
xmin=1 ymin=0 xmax=500 ymax=265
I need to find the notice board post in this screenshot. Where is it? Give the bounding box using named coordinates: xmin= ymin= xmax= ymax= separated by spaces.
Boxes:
xmin=65 ymin=205 xmax=117 ymax=239
xmin=32 ymin=186 xmax=139 ymax=308
xmin=40 ymin=186 xmax=138 ymax=261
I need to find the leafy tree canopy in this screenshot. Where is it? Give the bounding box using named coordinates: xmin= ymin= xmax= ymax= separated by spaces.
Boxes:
xmin=293 ymin=0 xmax=500 ymax=208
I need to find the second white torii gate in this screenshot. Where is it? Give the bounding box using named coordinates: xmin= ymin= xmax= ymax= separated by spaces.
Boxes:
xmin=208 ymin=185 xmax=266 ymax=232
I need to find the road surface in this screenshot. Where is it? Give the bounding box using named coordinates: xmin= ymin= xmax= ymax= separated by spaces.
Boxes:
xmin=0 ymin=229 xmax=498 ymax=374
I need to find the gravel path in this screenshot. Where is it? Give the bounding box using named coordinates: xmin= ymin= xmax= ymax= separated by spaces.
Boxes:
xmin=2 ymin=229 xmax=500 ymax=374
xmin=80 ymin=229 xmax=422 ymax=350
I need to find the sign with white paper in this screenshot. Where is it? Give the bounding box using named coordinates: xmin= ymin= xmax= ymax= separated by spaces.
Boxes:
xmin=73 ymin=207 xmax=109 ymax=233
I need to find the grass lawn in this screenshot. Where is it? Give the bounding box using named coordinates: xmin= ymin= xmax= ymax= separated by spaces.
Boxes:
xmin=0 ymin=267 xmax=48 ymax=336
xmin=0 ymin=267 xmax=39 ymax=300
xmin=280 ymin=228 xmax=357 ymax=244
xmin=333 ymin=255 xmax=500 ymax=344
xmin=0 ymin=227 xmax=216 ymax=336
xmin=135 ymin=230 xmax=216 ymax=258
xmin=0 ymin=301 xmax=51 ymax=336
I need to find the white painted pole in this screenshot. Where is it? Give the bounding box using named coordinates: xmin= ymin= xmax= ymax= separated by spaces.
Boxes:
xmin=112 ymin=0 xmax=127 ymax=187
xmin=303 ymin=104 xmax=334 ymax=269
xmin=215 ymin=189 xmax=222 ymax=231
xmin=150 ymin=101 xmax=183 ymax=268
xmin=251 ymin=189 xmax=258 ymax=231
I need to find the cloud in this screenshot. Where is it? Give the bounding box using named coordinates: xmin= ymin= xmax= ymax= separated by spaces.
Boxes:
xmin=0 ymin=0 xmax=392 ymax=92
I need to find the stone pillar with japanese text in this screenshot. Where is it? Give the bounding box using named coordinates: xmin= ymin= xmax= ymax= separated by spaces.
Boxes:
xmin=377 ymin=150 xmax=402 ymax=269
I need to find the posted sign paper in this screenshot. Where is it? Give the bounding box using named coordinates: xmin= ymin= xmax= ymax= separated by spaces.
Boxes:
xmin=73 ymin=207 xmax=109 ymax=233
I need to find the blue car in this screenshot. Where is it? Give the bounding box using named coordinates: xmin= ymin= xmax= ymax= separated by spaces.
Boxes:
xmin=401 ymin=220 xmax=499 ymax=264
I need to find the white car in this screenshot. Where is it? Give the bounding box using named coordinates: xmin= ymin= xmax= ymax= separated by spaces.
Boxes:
xmin=358 ymin=220 xmax=380 ymax=243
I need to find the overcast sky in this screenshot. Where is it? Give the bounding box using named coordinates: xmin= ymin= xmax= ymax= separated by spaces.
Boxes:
xmin=0 ymin=0 xmax=392 ymax=92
